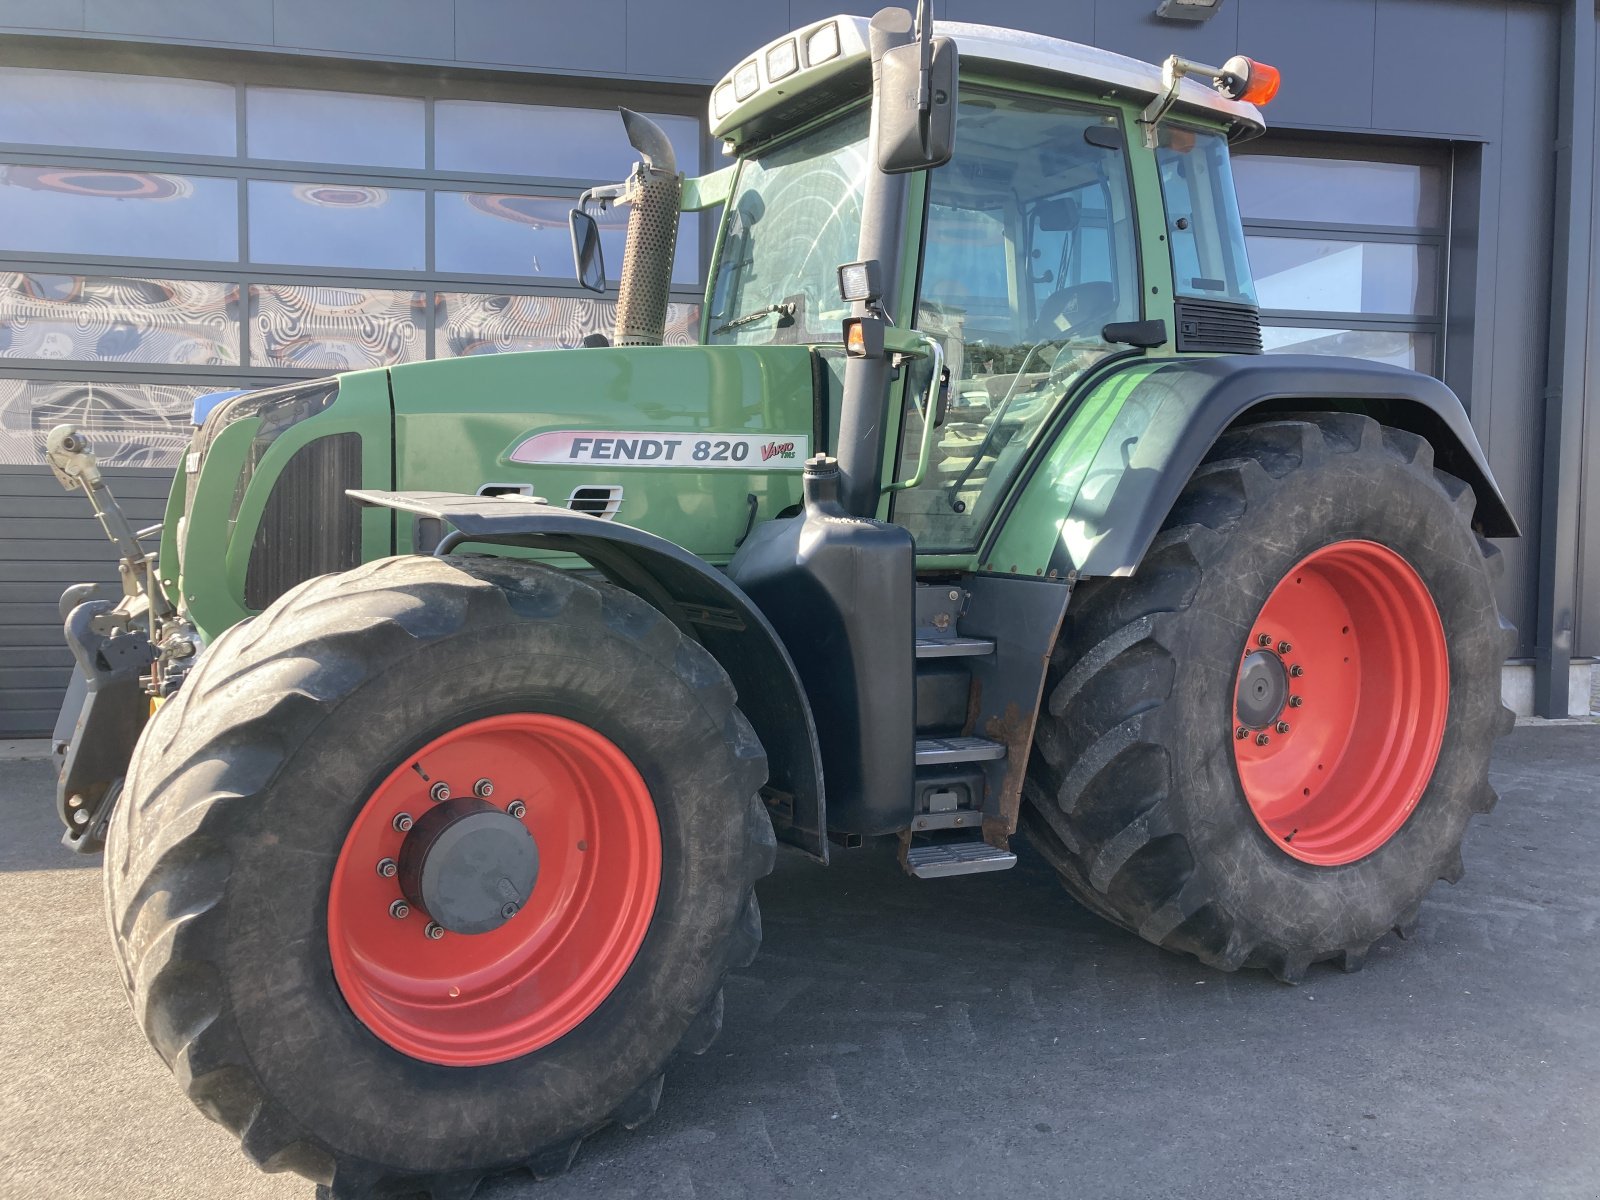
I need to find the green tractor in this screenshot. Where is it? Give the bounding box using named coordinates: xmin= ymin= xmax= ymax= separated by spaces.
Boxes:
xmin=48 ymin=6 xmax=1518 ymax=1197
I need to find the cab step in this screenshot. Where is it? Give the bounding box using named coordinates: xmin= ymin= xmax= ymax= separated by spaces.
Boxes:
xmin=914 ymin=735 xmax=1006 ymax=766
xmin=906 ymin=837 xmax=1018 ymax=879
xmin=914 ymin=635 xmax=995 ymax=659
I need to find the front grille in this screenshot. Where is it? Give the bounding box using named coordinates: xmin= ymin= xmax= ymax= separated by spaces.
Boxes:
xmin=1174 ymin=298 xmax=1263 ymax=354
xmin=243 ymin=433 xmax=362 ymax=610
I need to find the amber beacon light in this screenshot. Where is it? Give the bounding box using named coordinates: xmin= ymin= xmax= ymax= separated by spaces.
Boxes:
xmin=1217 ymin=55 xmax=1282 ymax=106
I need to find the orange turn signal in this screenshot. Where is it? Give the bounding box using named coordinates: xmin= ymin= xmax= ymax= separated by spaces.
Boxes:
xmin=1240 ymin=58 xmax=1281 ymax=106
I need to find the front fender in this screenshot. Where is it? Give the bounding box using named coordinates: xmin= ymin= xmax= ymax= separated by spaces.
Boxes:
xmin=350 ymin=489 xmax=827 ymax=861
xmin=986 ymin=354 xmax=1518 ymax=579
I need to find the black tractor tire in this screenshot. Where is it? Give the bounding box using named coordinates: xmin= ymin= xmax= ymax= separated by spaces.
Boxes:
xmin=103 ymin=555 xmax=775 ymax=1198
xmin=1023 ymin=413 xmax=1516 ymax=982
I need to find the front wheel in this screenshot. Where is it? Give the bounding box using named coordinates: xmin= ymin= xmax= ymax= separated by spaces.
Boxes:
xmin=1024 ymin=413 xmax=1516 ymax=981
xmin=104 ymin=555 xmax=774 ymax=1197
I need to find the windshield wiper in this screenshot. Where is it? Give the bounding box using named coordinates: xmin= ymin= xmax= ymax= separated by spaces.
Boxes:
xmin=712 ymin=301 xmax=796 ymax=336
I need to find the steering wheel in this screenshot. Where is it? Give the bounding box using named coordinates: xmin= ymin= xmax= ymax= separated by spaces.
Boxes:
xmin=1028 ymin=280 xmax=1117 ymax=343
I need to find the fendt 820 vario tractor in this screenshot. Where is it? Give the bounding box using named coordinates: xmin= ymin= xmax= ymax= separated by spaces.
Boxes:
xmin=47 ymin=7 xmax=1518 ymax=1196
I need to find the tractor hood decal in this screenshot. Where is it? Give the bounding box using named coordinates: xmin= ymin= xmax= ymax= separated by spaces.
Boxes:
xmin=508 ymin=430 xmax=808 ymax=469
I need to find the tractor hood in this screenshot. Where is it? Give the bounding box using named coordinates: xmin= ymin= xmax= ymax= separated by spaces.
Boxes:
xmin=387 ymin=343 xmax=821 ymax=562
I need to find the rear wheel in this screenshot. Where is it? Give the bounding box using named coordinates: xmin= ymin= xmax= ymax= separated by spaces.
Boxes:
xmin=1024 ymin=414 xmax=1516 ymax=980
xmin=104 ymin=555 xmax=774 ymax=1197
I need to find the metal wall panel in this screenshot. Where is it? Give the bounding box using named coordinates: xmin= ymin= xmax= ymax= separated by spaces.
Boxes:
xmin=454 ymin=0 xmax=627 ymax=74
xmin=0 ymin=465 xmax=169 ymax=737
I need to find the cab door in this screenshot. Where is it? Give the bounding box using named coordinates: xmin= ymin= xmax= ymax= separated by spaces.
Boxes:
xmin=890 ymin=88 xmax=1145 ymax=557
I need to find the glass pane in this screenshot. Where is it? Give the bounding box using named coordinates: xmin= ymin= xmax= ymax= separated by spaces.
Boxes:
xmin=0 ymin=67 xmax=236 ymax=156
xmin=1233 ymin=155 xmax=1444 ymax=229
xmin=897 ymin=94 xmax=1141 ymax=553
xmin=0 ymin=272 xmax=239 ymax=365
xmin=248 ymin=180 xmax=424 ymax=270
xmin=435 ymin=191 xmax=699 ymax=283
xmin=0 ymin=376 xmax=217 ymax=467
xmin=1156 ymin=127 xmax=1257 ymax=305
xmin=247 ymin=88 xmax=425 ymax=168
xmin=0 ymin=164 xmax=238 ymax=260
xmin=436 ymin=293 xmax=698 ymax=356
xmin=250 ymin=284 xmax=425 ymax=369
xmin=1248 ymin=236 xmax=1439 ymax=316
xmin=434 ymin=101 xmax=700 ymax=180
xmin=1261 ymin=326 xmax=1436 ymax=373
xmin=706 ymin=108 xmax=870 ymax=345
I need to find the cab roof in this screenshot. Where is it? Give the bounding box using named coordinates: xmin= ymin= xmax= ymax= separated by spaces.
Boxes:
xmin=710 ymin=14 xmax=1265 ymax=149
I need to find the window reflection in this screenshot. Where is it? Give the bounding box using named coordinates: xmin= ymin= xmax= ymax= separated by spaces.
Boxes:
xmin=0 ymin=67 xmax=236 ymax=157
xmin=0 ymin=164 xmax=238 ymax=260
xmin=1261 ymin=326 xmax=1434 ymax=372
xmin=434 ymin=102 xmax=700 ymax=180
xmin=0 ymin=273 xmax=239 ymax=365
xmin=246 ymin=88 xmax=426 ymax=168
xmin=250 ymin=284 xmax=426 ymax=369
xmin=1232 ymin=156 xmax=1444 ymax=229
xmin=437 ymin=293 xmax=697 ymax=355
xmin=248 ymin=181 xmax=425 ymax=270
xmin=1248 ymin=237 xmax=1439 ymax=316
xmin=0 ymin=376 xmax=217 ymax=467
xmin=435 ymin=192 xmax=698 ymax=283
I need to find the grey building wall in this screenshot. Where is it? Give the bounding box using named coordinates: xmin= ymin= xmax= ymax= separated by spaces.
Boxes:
xmin=0 ymin=0 xmax=1587 ymax=671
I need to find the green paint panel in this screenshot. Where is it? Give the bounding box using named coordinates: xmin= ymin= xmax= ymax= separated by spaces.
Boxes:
xmin=388 ymin=344 xmax=816 ymax=561
xmin=984 ymin=359 xmax=1166 ymax=576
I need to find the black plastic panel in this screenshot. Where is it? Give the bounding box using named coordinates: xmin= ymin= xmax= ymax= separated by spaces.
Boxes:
xmin=1174 ymin=297 xmax=1263 ymax=354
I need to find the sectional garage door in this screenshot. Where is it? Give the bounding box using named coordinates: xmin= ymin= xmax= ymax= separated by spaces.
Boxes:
xmin=0 ymin=466 xmax=168 ymax=737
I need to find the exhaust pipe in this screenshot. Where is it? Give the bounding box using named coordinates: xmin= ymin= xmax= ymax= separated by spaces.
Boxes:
xmin=612 ymin=108 xmax=683 ymax=347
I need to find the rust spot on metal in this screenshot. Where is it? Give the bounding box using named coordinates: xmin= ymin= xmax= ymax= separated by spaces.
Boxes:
xmin=980 ymin=701 xmax=1032 ymax=850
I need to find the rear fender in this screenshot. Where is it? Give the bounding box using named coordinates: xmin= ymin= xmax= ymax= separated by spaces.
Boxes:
xmin=350 ymin=489 xmax=827 ymax=862
xmin=985 ymin=355 xmax=1518 ymax=579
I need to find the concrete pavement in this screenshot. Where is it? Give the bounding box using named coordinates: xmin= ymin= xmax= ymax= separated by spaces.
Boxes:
xmin=3 ymin=726 xmax=1598 ymax=1200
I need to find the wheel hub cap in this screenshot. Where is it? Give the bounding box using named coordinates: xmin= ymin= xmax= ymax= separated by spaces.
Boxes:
xmin=1235 ymin=649 xmax=1288 ymax=729
xmin=397 ymin=798 xmax=539 ymax=935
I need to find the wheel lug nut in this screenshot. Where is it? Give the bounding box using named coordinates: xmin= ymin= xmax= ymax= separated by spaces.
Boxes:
xmin=1255 ymin=732 xmax=1271 ymax=746
xmin=1278 ymin=641 xmax=1292 ymax=655
xmin=1235 ymin=726 xmax=1249 ymax=740
xmin=507 ymin=799 xmax=527 ymax=819
xmin=425 ymin=922 xmax=445 ymax=940
xmin=1289 ymin=695 xmax=1303 ymax=708
xmin=500 ymin=901 xmax=519 ymax=920
xmin=1257 ymin=633 xmax=1273 ymax=647
xmin=389 ymin=899 xmax=410 ymax=919
xmin=376 ymin=857 xmax=398 ymax=878
xmin=1275 ymin=721 xmax=1291 ymax=734
xmin=473 ymin=778 xmax=494 ymax=798
xmin=392 ymin=812 xmax=413 ymax=832
xmin=1290 ymin=665 xmax=1304 ymax=678
xmin=429 ymin=782 xmax=451 ymax=803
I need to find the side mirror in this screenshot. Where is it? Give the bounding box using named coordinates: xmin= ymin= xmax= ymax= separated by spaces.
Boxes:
xmin=569 ymin=208 xmax=605 ymax=293
xmin=875 ymin=34 xmax=958 ymax=174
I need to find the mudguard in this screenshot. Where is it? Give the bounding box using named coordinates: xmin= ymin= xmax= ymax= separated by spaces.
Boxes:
xmin=350 ymin=489 xmax=828 ymax=861
xmin=985 ymin=354 xmax=1519 ymax=579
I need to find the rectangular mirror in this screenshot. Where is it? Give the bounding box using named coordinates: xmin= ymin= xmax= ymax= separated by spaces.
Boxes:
xmin=875 ymin=36 xmax=958 ymax=175
xmin=569 ymin=208 xmax=605 ymax=293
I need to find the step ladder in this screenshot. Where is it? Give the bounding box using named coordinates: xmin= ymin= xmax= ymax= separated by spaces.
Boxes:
xmin=906 ymin=583 xmax=1017 ymax=879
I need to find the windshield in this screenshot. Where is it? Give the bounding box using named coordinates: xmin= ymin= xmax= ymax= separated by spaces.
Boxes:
xmin=705 ymin=109 xmax=870 ymax=345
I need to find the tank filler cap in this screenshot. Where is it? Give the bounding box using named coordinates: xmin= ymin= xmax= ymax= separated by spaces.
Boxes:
xmin=802 ymin=454 xmax=842 ymax=505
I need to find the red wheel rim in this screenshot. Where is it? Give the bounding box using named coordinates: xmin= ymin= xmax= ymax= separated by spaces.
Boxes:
xmin=1230 ymin=540 xmax=1449 ymax=866
xmin=328 ymin=713 xmax=661 ymax=1066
